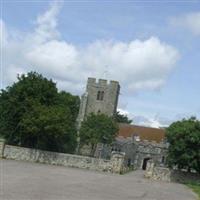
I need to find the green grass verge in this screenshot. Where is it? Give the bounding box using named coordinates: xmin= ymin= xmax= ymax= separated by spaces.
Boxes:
xmin=186 ymin=182 xmax=200 ymax=200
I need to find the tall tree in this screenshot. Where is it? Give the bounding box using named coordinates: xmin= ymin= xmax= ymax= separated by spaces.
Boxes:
xmin=57 ymin=91 xmax=80 ymax=122
xmin=0 ymin=72 xmax=79 ymax=153
xmin=166 ymin=117 xmax=200 ymax=173
xmin=79 ymin=113 xmax=118 ymax=156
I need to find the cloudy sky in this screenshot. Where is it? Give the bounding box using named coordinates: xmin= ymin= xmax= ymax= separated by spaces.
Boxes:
xmin=1 ymin=0 xmax=200 ymax=127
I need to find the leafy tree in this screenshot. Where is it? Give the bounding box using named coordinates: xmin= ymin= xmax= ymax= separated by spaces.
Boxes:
xmin=114 ymin=111 xmax=132 ymax=124
xmin=0 ymin=72 xmax=79 ymax=153
xmin=57 ymin=91 xmax=80 ymax=122
xmin=79 ymin=113 xmax=118 ymax=156
xmin=166 ymin=117 xmax=200 ymax=173
xmin=18 ymin=104 xmax=77 ymax=153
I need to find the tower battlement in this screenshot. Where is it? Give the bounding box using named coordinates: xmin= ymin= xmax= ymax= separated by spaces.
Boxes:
xmin=87 ymin=77 xmax=119 ymax=88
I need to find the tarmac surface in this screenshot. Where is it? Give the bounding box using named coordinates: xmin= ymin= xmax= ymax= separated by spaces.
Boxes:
xmin=0 ymin=159 xmax=197 ymax=200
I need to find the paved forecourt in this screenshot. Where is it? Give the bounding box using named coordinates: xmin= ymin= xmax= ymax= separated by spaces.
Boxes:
xmin=0 ymin=159 xmax=197 ymax=200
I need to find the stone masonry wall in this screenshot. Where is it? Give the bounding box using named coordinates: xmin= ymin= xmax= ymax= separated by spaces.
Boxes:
xmin=144 ymin=160 xmax=200 ymax=183
xmin=112 ymin=139 xmax=168 ymax=169
xmin=84 ymin=78 xmax=120 ymax=117
xmin=2 ymin=142 xmax=125 ymax=174
xmin=144 ymin=159 xmax=171 ymax=182
xmin=135 ymin=141 xmax=168 ymax=169
xmin=0 ymin=139 xmax=5 ymax=158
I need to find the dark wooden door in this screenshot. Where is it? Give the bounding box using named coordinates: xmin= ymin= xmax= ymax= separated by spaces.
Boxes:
xmin=142 ymin=158 xmax=150 ymax=170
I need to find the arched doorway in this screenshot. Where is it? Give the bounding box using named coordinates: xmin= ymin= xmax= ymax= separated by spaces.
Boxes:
xmin=142 ymin=158 xmax=151 ymax=170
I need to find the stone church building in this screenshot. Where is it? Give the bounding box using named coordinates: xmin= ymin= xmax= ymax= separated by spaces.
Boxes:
xmin=77 ymin=77 xmax=167 ymax=170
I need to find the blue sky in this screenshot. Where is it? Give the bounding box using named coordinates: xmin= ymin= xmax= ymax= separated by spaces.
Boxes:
xmin=1 ymin=0 xmax=200 ymax=127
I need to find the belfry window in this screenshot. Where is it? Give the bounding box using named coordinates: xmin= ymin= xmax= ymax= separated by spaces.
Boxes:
xmin=97 ymin=91 xmax=104 ymax=100
xmin=97 ymin=91 xmax=101 ymax=100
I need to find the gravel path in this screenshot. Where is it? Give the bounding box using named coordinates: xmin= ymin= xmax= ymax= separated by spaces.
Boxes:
xmin=0 ymin=159 xmax=197 ymax=200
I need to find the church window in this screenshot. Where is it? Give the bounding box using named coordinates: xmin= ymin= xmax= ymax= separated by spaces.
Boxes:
xmin=97 ymin=91 xmax=104 ymax=100
xmin=97 ymin=91 xmax=101 ymax=100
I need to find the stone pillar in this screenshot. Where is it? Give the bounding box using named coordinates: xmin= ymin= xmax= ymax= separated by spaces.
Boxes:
xmin=0 ymin=139 xmax=5 ymax=158
xmin=144 ymin=159 xmax=155 ymax=178
xmin=111 ymin=152 xmax=125 ymax=174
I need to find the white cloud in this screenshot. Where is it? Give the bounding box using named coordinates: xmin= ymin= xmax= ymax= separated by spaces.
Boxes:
xmin=133 ymin=115 xmax=171 ymax=128
xmin=132 ymin=113 xmax=199 ymax=128
xmin=1 ymin=1 xmax=179 ymax=95
xmin=170 ymin=11 xmax=200 ymax=36
xmin=117 ymin=108 xmax=170 ymax=128
xmin=34 ymin=1 xmax=62 ymax=43
xmin=117 ymin=108 xmax=130 ymax=116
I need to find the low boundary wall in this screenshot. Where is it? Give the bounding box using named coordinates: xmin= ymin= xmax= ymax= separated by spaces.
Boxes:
xmin=144 ymin=159 xmax=200 ymax=182
xmin=0 ymin=140 xmax=125 ymax=174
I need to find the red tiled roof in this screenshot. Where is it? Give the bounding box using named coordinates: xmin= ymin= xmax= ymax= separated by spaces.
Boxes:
xmin=117 ymin=123 xmax=165 ymax=143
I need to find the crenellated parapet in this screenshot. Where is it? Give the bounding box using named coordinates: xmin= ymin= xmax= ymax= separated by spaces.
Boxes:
xmin=87 ymin=77 xmax=120 ymax=88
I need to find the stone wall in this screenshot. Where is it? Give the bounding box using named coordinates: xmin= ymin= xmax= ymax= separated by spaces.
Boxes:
xmin=1 ymin=141 xmax=125 ymax=174
xmin=144 ymin=160 xmax=200 ymax=183
xmin=112 ymin=138 xmax=168 ymax=169
xmin=0 ymin=139 xmax=5 ymax=158
xmin=79 ymin=143 xmax=112 ymax=160
xmin=77 ymin=78 xmax=120 ymax=126
xmin=85 ymin=78 xmax=120 ymax=117
xmin=144 ymin=160 xmax=171 ymax=182
xmin=134 ymin=140 xmax=168 ymax=169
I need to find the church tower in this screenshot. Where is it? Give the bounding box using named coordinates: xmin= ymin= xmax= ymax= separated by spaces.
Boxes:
xmin=77 ymin=77 xmax=120 ymax=129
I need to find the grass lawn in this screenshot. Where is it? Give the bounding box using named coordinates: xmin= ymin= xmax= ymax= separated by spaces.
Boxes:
xmin=186 ymin=182 xmax=200 ymax=200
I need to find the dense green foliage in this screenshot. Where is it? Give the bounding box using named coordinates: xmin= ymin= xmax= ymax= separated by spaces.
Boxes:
xmin=166 ymin=117 xmax=200 ymax=173
xmin=114 ymin=111 xmax=132 ymax=124
xmin=79 ymin=113 xmax=119 ymax=155
xmin=0 ymin=72 xmax=80 ymax=153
